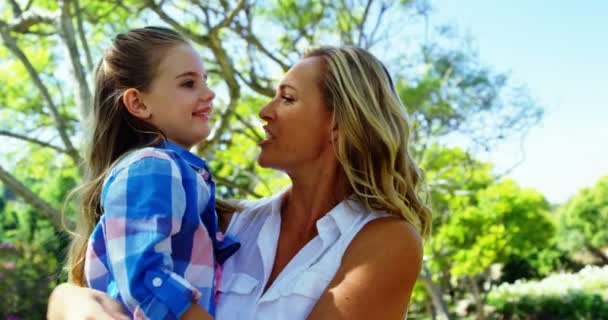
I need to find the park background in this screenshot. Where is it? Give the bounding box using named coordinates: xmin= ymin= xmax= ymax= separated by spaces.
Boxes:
xmin=1 ymin=0 xmax=607 ymax=319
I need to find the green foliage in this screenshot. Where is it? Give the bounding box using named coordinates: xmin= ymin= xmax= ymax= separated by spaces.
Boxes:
xmin=487 ymin=266 xmax=608 ymax=319
xmin=557 ymin=176 xmax=608 ymax=261
xmin=0 ymin=203 xmax=67 ymax=319
xmin=420 ymin=145 xmax=555 ymax=283
xmin=437 ymin=179 xmax=553 ymax=276
xmin=399 ymin=44 xmax=542 ymax=150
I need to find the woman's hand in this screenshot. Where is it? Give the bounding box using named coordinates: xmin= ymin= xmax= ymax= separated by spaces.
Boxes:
xmin=47 ymin=283 xmax=129 ymax=320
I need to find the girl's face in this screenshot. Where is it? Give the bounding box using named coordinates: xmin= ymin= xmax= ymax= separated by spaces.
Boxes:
xmin=257 ymin=56 xmax=335 ymax=174
xmin=140 ymin=43 xmax=215 ymax=149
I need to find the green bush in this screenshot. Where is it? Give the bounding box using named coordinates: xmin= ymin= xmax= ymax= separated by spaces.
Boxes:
xmin=0 ymin=201 xmax=67 ymax=320
xmin=0 ymin=240 xmax=64 ymax=320
xmin=487 ymin=266 xmax=608 ymax=319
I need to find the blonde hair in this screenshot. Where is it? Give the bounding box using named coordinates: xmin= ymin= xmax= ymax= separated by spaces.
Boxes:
xmin=304 ymin=46 xmax=432 ymax=238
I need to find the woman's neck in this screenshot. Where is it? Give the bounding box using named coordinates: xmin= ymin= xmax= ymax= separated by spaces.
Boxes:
xmin=282 ymin=164 xmax=350 ymax=239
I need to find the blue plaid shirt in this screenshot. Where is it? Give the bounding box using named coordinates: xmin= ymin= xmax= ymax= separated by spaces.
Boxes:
xmin=84 ymin=141 xmax=240 ymax=319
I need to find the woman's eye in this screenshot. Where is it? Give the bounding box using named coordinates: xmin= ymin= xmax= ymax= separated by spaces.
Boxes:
xmin=281 ymin=95 xmax=294 ymax=103
xmin=182 ymin=80 xmax=195 ymax=88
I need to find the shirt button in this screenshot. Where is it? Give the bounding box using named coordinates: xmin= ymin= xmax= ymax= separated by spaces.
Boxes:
xmin=152 ymin=277 xmax=163 ymax=287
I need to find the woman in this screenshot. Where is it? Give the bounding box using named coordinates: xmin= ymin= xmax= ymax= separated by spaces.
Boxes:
xmin=48 ymin=46 xmax=432 ymax=319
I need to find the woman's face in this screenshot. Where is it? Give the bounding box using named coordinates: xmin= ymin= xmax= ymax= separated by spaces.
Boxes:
xmin=257 ymin=56 xmax=335 ymax=173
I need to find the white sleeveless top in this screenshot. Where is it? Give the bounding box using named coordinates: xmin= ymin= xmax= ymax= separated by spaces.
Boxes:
xmin=215 ymin=192 xmax=390 ymax=320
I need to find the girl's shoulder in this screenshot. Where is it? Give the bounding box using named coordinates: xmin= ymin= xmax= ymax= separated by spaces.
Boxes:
xmin=107 ymin=147 xmax=179 ymax=177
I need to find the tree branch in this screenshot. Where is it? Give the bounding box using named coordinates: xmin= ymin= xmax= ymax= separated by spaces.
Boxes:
xmin=234 ymin=113 xmax=263 ymax=142
xmin=210 ymin=0 xmax=246 ymax=32
xmin=74 ymin=0 xmax=94 ymax=71
xmin=367 ymin=2 xmax=389 ymax=48
xmin=0 ymin=164 xmax=67 ymax=231
xmin=0 ymin=22 xmax=81 ymax=164
xmin=235 ymin=68 xmax=275 ymax=98
xmin=145 ymin=0 xmax=210 ymax=45
xmin=419 ymin=263 xmax=451 ymax=320
xmin=8 ymin=0 xmax=22 ymax=16
xmin=232 ymin=127 xmax=260 ymax=144
xmin=232 ymin=20 xmax=290 ymax=72
xmin=0 ymin=130 xmax=69 ymax=154
xmin=7 ymin=10 xmax=57 ymax=32
xmin=191 ymin=0 xmax=213 ymax=29
xmin=201 ymin=34 xmax=241 ymax=151
xmin=58 ymin=0 xmax=93 ymax=121
xmin=356 ymin=0 xmax=374 ymax=47
xmin=214 ymin=174 xmax=263 ymax=198
xmin=24 ymin=0 xmax=35 ymax=11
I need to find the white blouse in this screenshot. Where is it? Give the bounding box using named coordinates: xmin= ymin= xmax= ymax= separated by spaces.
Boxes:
xmin=215 ymin=192 xmax=389 ymax=320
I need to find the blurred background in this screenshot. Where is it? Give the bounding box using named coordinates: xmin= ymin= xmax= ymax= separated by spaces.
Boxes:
xmin=0 ymin=0 xmax=606 ymax=319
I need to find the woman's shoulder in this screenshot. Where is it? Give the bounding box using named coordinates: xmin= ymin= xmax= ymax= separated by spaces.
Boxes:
xmin=347 ymin=216 xmax=423 ymax=273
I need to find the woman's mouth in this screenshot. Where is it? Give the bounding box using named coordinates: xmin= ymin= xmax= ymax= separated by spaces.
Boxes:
xmin=259 ymin=127 xmax=275 ymax=146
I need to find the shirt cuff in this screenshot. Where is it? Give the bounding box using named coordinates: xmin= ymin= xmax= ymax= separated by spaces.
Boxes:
xmin=142 ymin=270 xmax=198 ymax=318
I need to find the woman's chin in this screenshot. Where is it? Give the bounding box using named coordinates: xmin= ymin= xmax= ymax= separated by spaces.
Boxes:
xmin=257 ymin=155 xmax=284 ymax=170
xmin=256 ymin=155 xmax=271 ymax=168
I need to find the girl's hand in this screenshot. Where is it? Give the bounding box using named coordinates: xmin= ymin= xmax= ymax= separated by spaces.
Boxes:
xmin=47 ymin=283 xmax=129 ymax=320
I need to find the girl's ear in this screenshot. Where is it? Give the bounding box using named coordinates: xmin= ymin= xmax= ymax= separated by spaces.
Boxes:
xmin=123 ymin=88 xmax=151 ymax=119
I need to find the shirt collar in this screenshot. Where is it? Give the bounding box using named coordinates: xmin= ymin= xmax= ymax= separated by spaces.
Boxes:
xmin=161 ymin=140 xmax=207 ymax=170
xmin=315 ymin=197 xmax=366 ymax=244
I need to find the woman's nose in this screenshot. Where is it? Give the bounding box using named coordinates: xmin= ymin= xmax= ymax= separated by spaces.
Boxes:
xmin=259 ymin=100 xmax=274 ymax=121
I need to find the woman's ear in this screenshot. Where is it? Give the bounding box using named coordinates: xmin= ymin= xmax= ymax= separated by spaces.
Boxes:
xmin=123 ymin=88 xmax=151 ymax=120
xmin=329 ymin=122 xmax=338 ymax=144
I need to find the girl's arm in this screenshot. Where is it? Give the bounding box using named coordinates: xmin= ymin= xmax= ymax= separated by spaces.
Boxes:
xmin=307 ymin=217 xmax=423 ymax=320
xmin=95 ymin=155 xmax=215 ymax=318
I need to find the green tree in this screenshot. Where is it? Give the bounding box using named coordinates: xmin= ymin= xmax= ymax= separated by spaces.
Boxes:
xmin=557 ymin=176 xmax=608 ymax=264
xmin=415 ymin=145 xmax=554 ymax=320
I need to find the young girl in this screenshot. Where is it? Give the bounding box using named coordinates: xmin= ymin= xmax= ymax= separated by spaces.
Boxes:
xmin=67 ymin=26 xmax=240 ymax=320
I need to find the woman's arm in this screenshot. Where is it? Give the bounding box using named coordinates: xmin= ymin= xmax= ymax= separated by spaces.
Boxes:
xmin=47 ymin=283 xmax=129 ymax=320
xmin=47 ymin=283 xmax=213 ymax=320
xmin=307 ymin=217 xmax=423 ymax=320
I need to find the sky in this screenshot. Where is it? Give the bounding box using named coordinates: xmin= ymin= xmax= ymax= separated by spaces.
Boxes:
xmin=430 ymin=0 xmax=608 ymax=204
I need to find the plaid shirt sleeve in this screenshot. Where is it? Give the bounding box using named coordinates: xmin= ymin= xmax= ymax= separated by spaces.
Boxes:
xmin=100 ymin=154 xmax=199 ymax=319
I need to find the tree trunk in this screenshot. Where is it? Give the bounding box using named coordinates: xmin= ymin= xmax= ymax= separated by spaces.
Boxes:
xmin=0 ymin=164 xmax=71 ymax=231
xmin=586 ymin=244 xmax=608 ymax=264
xmin=420 ymin=264 xmax=451 ymax=320
xmin=466 ymin=275 xmax=485 ymax=320
xmin=427 ymin=297 xmax=436 ymax=320
xmin=59 ymin=0 xmax=93 ymax=122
